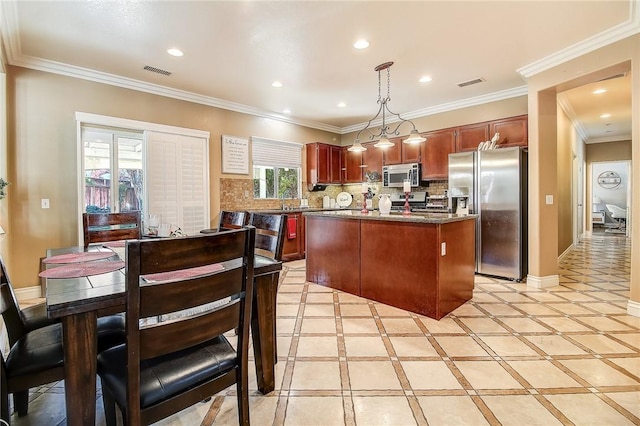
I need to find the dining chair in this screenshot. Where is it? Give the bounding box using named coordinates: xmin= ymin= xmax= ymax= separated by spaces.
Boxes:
xmin=83 ymin=211 xmax=142 ymax=247
xmin=0 ymin=282 xmax=126 ymax=422
xmin=0 ymin=254 xmax=58 ymax=345
xmin=200 ymin=210 xmax=249 ymax=234
xmin=97 ymin=227 xmax=255 ymax=426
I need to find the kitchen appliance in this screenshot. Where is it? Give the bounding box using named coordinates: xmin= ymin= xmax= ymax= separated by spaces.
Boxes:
xmin=448 ymin=147 xmax=528 ymax=281
xmin=382 ymin=163 xmax=420 ymax=188
xmin=390 ymin=191 xmax=427 ymax=212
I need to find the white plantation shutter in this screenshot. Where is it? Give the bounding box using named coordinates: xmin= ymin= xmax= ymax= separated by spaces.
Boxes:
xmin=146 ymin=131 xmax=209 ymax=235
xmin=251 ymin=137 xmax=302 ymax=168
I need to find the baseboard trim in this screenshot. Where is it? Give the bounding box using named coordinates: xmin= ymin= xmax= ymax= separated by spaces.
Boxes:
xmin=558 ymin=244 xmax=574 ymax=262
xmin=14 ymin=285 xmax=43 ymax=301
xmin=526 ymin=274 xmax=559 ymax=289
xmin=627 ymin=299 xmax=640 ymax=318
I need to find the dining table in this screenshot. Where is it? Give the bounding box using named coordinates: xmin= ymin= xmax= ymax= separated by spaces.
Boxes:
xmin=43 ymin=242 xmax=281 ymax=426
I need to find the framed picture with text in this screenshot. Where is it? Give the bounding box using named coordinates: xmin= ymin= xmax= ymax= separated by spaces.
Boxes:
xmin=221 ymin=135 xmax=249 ymax=174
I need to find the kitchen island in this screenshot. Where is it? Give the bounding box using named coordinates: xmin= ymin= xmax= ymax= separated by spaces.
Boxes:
xmin=304 ymin=211 xmax=476 ymax=319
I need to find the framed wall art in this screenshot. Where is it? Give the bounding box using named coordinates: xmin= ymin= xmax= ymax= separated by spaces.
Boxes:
xmin=221 ymin=135 xmax=249 ymax=174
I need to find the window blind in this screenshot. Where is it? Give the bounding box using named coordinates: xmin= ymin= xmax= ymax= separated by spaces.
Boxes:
xmin=251 ymin=137 xmax=303 ymax=169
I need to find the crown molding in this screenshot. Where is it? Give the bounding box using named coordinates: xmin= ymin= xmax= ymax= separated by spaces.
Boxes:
xmin=518 ymin=0 xmax=640 ymax=78
xmin=586 ymin=134 xmax=632 ymax=144
xmin=340 ymin=86 xmax=528 ymax=135
xmin=556 ymin=93 xmax=589 ymax=142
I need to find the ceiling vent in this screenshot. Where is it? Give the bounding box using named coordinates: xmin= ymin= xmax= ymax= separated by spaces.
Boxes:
xmin=457 ymin=77 xmax=485 ymax=88
xmin=143 ymin=65 xmax=172 ymax=76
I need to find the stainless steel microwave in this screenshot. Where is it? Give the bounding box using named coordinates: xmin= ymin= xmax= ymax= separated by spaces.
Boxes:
xmin=382 ymin=163 xmax=420 ymax=188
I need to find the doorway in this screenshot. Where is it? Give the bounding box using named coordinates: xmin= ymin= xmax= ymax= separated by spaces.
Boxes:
xmin=591 ymin=160 xmax=631 ymax=236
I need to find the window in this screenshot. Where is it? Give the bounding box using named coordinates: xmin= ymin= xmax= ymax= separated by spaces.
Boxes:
xmin=252 ymin=137 xmax=303 ymax=199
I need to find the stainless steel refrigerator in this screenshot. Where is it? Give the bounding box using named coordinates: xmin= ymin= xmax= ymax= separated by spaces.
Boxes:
xmin=448 ymin=147 xmax=528 ymax=281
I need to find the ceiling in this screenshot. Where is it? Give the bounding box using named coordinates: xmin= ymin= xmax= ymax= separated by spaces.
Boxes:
xmin=0 ymin=1 xmax=636 ymax=142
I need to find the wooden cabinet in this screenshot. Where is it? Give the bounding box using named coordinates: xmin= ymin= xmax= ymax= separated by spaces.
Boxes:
xmin=490 ymin=115 xmax=528 ymax=148
xmin=343 ymin=146 xmax=365 ymax=183
xmin=361 ymin=142 xmax=383 ymax=181
xmin=455 ymin=122 xmax=490 ymax=152
xmin=421 ymin=129 xmax=455 ymax=180
xmin=306 ymin=142 xmax=342 ymax=184
xmin=402 ymin=140 xmax=422 ymax=164
xmin=282 ymin=212 xmax=306 ymax=261
xmin=382 ymin=138 xmax=403 ymax=165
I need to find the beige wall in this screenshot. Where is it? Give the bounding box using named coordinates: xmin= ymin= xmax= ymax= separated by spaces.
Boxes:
xmin=557 ymin=107 xmax=574 ymax=255
xmin=4 ymin=66 xmax=339 ymax=287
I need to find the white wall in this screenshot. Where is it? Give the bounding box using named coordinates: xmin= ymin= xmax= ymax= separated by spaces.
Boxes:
xmin=592 ymin=161 xmax=629 ymax=210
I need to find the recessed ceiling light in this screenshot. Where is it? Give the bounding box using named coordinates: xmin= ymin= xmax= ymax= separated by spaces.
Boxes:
xmin=283 ymin=109 xmax=292 ymax=114
xmin=419 ymin=75 xmax=432 ymax=83
xmin=272 ymin=81 xmax=283 ymax=88
xmin=592 ymin=88 xmax=607 ymax=94
xmin=167 ymin=48 xmax=183 ymax=57
xmin=353 ymin=39 xmax=370 ymax=49
xmin=600 ymin=113 xmax=611 ymax=118
xmin=337 ymin=102 xmax=347 ymax=108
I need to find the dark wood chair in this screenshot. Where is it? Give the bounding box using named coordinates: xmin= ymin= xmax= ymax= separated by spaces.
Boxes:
xmin=0 ymin=283 xmax=126 ymax=423
xmin=0 ymin=254 xmax=59 ymax=344
xmin=200 ymin=210 xmax=249 ymax=234
xmin=82 ymin=211 xmax=142 ymax=247
xmin=248 ymin=213 xmax=285 ymax=394
xmin=97 ymin=227 xmax=255 ymax=425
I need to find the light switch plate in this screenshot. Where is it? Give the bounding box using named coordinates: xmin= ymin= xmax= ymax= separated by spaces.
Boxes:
xmin=545 ymin=195 xmax=553 ymax=205
xmin=41 ymin=198 xmax=50 ymax=209
xmin=441 ymin=242 xmax=446 ymax=256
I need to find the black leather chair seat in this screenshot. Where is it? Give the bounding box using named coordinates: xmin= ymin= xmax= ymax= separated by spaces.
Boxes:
xmin=98 ymin=335 xmax=236 ymax=409
xmin=21 ymin=303 xmax=59 ymax=332
xmin=5 ymin=314 xmax=125 ymax=378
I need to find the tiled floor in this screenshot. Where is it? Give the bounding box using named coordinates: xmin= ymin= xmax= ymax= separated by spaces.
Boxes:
xmin=8 ymin=234 xmax=640 ymax=425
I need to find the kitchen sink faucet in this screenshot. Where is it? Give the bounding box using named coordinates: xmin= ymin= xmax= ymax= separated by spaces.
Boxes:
xmin=282 ymin=189 xmax=293 ymax=210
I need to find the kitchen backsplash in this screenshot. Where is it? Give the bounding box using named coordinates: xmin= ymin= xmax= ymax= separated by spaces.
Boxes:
xmin=220 ymin=178 xmax=448 ymax=211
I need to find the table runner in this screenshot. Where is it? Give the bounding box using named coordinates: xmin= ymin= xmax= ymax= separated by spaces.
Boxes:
xmin=42 ymin=251 xmax=115 ymax=264
xmin=142 ymin=263 xmax=224 ymax=283
xmin=39 ymin=261 xmax=125 ymax=278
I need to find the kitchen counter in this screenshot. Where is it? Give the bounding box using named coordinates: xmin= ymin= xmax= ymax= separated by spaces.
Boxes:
xmin=305 ymin=212 xmax=476 ymax=319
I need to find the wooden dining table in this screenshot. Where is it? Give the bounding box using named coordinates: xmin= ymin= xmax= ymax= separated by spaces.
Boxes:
xmin=44 ymin=244 xmax=281 ymax=426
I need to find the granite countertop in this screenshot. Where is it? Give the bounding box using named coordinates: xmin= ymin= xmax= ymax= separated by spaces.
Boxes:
xmin=249 ymin=207 xmax=351 ymax=214
xmin=303 ymin=210 xmax=477 ymax=224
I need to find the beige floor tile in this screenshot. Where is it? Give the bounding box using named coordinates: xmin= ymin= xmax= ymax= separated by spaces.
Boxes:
xmin=337 ymin=292 xmax=368 ymax=304
xmin=303 ymin=303 xmax=335 ymax=317
xmin=341 ymin=317 xmax=380 ymax=334
xmin=279 ymin=284 xmax=305 ymax=293
xmin=574 ymin=316 xmax=635 ymax=332
xmin=451 ymin=303 xmax=487 ymax=317
xmin=284 ymin=396 xmax=345 ymax=426
xmin=277 ymin=336 xmax=293 ymax=357
xmin=498 ymin=317 xmax=550 ymax=333
xmin=296 ymin=336 xmax=339 ymax=357
xmin=511 ymin=303 xmax=561 ymax=316
xmin=614 ymin=315 xmax=640 ymax=328
xmin=523 ymin=335 xmax=588 ymax=356
xmin=277 ymin=304 xmax=301 ymax=317
xmin=544 ymin=393 xmax=637 ymax=426
xmin=476 ymin=303 xmax=524 ymax=317
xmin=568 ymin=334 xmax=637 ymax=354
xmin=547 ymin=303 xmax=596 ymax=315
xmin=604 ymin=391 xmax=640 ymax=418
xmin=506 ymin=360 xmax=582 ymax=388
xmin=276 ymin=318 xmax=297 ymax=334
xmin=535 ymin=316 xmax=593 ymax=332
xmin=582 ymin=302 xmax=627 ymax=315
xmin=492 ymin=292 xmax=537 ymax=303
xmin=481 ymin=395 xmax=563 ymax=426
xmin=305 ymin=292 xmax=335 ymax=304
xmin=344 ymin=336 xmax=389 ymax=357
xmin=477 ymin=335 xmax=540 ymax=357
xmin=348 ymin=361 xmax=402 ymax=390
xmin=454 ymin=361 xmax=523 ymax=389
xmin=434 ymin=336 xmax=490 ymax=357
xmin=278 ymin=292 xmax=303 ymax=304
xmin=609 ymin=333 xmax=640 ymax=349
xmin=290 ymin=361 xmax=341 ymax=390
xmin=374 ymin=303 xmax=413 ymax=317
xmin=300 ymin=317 xmax=337 ymax=334
xmin=419 ymin=317 xmax=467 ymax=334
xmin=607 ymin=357 xmax=640 ymax=377
xmin=352 ymin=396 xmax=416 ymax=426
xmin=458 ymin=317 xmax=509 ymax=334
xmin=306 ymin=283 xmax=333 ymax=293
xmin=560 ymin=359 xmax=640 ymax=387
xmin=417 ymin=395 xmax=490 ymax=426
xmin=521 ymin=292 xmax=567 ymax=303
xmin=400 ymin=360 xmax=463 ymax=390
xmin=339 ymin=304 xmax=373 ymax=317
xmin=389 ymin=336 xmax=439 ymax=357
xmin=380 ymin=318 xmax=423 ymax=334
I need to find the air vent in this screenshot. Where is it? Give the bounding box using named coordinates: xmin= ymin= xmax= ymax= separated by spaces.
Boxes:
xmin=457 ymin=77 xmax=485 ymax=88
xmin=143 ymin=65 xmax=172 ymax=76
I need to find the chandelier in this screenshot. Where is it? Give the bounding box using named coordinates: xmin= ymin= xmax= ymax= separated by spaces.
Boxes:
xmin=348 ymin=61 xmax=426 ymax=152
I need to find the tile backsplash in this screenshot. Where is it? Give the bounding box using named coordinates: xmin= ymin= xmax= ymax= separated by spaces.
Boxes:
xmin=220 ymin=178 xmax=449 ymax=211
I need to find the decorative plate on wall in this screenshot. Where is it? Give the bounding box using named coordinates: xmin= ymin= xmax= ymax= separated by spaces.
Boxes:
xmin=597 ymin=171 xmax=621 ymax=189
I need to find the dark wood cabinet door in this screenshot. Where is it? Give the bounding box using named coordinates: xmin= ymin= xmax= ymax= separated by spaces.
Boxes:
xmin=306 ymin=143 xmax=331 ymax=184
xmin=421 ymin=129 xmax=455 ymax=180
xmin=329 ymin=145 xmax=343 ymax=184
xmin=490 ymin=115 xmax=528 ymax=148
xmin=382 ymin=137 xmax=403 ymax=165
xmin=361 ymin=142 xmax=383 ymax=181
xmin=343 ymin=147 xmax=364 ymax=183
xmin=455 ymin=123 xmax=490 ymax=152
xmin=402 ymin=141 xmax=422 ymax=163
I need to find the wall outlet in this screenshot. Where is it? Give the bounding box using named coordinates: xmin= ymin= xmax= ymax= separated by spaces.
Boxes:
xmin=41 ymin=198 xmax=50 ymax=209
xmin=441 ymin=242 xmax=446 ymax=256
xmin=244 ymin=190 xmax=249 ymax=198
